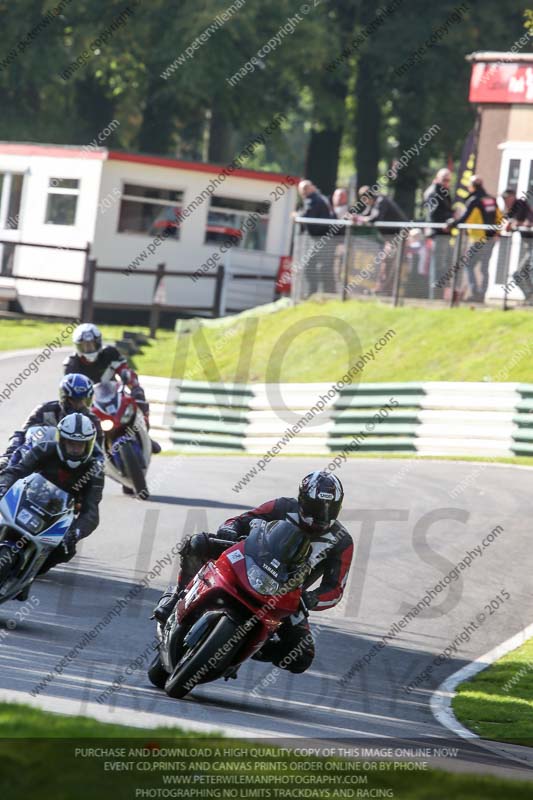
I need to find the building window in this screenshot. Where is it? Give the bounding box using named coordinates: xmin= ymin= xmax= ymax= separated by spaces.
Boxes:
xmin=45 ymin=178 xmax=80 ymax=225
xmin=0 ymin=243 xmax=15 ymax=276
xmin=118 ymin=184 xmax=184 ymax=238
xmin=205 ymin=196 xmax=270 ymax=251
xmin=506 ymin=159 xmax=521 ymax=194
xmin=0 ymin=172 xmax=24 ymax=230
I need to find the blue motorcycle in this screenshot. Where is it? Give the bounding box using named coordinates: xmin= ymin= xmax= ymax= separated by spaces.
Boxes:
xmin=0 ymin=473 xmax=75 ymax=604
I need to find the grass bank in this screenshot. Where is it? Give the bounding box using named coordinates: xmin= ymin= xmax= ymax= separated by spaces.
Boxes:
xmin=3 ymin=301 xmax=533 ymax=384
xmin=453 ymin=637 xmax=533 ymax=748
xmin=1 ymin=702 xmax=533 ymax=799
xmin=133 ymin=300 xmax=533 ymax=382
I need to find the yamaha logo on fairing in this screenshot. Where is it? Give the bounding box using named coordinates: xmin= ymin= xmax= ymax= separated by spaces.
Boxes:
xmin=262 ymin=562 xmax=278 ymax=577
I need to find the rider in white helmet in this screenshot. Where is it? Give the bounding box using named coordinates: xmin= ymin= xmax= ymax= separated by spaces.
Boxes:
xmin=0 ymin=413 xmax=105 ymax=589
xmin=64 ymin=323 xmax=161 ymax=454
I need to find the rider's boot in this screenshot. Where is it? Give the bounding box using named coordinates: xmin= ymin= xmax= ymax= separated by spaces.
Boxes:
xmin=251 ymin=636 xmax=279 ymax=663
xmin=152 ymin=585 xmax=181 ymax=624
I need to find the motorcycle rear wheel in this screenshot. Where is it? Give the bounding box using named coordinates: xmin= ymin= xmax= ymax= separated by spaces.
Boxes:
xmin=165 ymin=615 xmax=241 ymax=699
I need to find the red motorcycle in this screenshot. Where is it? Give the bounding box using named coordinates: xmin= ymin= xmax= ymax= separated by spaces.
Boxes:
xmin=148 ymin=520 xmax=311 ymax=699
xmin=91 ymin=381 xmax=151 ymax=497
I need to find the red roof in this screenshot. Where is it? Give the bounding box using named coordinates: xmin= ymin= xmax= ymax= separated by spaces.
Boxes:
xmin=0 ymin=142 xmax=299 ymax=184
xmin=0 ymin=143 xmax=106 ymax=160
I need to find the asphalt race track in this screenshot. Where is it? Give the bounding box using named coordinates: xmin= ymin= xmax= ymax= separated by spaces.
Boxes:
xmin=1 ymin=348 xmax=533 ymax=779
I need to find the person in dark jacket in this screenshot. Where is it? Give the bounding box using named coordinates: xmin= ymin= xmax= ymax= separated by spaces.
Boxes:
xmin=423 ymin=169 xmax=453 ymax=224
xmin=353 ymin=187 xmax=408 ymax=294
xmin=296 ymin=180 xmax=337 ymax=294
xmin=423 ymin=169 xmax=453 ymax=297
xmin=502 ymin=188 xmax=533 ymax=301
xmin=153 ymin=471 xmax=352 ymax=674
xmin=0 ymin=374 xmax=103 ymax=471
xmin=354 ymin=187 xmax=408 ymax=231
xmin=447 ymin=175 xmax=503 ymax=301
xmin=0 ymin=413 xmax=104 ymax=582
xmin=64 ymin=323 xmax=161 ymax=453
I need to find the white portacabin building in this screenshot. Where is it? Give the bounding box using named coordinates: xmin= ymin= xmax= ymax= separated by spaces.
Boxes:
xmin=0 ymin=143 xmax=297 ymax=318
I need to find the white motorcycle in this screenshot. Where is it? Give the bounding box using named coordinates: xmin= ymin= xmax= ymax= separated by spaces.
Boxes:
xmin=0 ymin=473 xmax=75 ymax=604
xmin=91 ymin=381 xmax=151 ymax=497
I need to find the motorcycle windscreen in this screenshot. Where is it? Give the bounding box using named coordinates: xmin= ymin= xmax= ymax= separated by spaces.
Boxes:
xmin=244 ymin=520 xmax=311 ymax=588
xmin=16 ymin=474 xmax=72 ymax=534
xmin=93 ymin=381 xmax=121 ymax=415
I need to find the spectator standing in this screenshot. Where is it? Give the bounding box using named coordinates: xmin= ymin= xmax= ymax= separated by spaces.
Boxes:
xmin=296 ymin=180 xmax=336 ymax=294
xmin=448 ymin=175 xmax=502 ymax=302
xmin=332 ymin=187 xmax=350 ymax=290
xmin=352 ymin=186 xmax=408 ymax=294
xmin=332 ymin=188 xmax=349 ymax=219
xmin=423 ymin=168 xmax=453 ymax=298
xmin=502 ymin=188 xmax=533 ymax=301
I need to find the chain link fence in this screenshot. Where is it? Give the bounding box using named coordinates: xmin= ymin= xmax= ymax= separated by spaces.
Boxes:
xmin=291 ymin=218 xmax=533 ymax=307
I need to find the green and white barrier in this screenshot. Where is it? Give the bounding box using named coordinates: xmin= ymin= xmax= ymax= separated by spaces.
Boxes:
xmin=163 ymin=380 xmax=528 ymax=457
xmin=511 ymin=384 xmax=533 ymax=456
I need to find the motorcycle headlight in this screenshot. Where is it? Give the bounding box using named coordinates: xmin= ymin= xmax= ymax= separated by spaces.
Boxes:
xmin=246 ymin=561 xmax=280 ymax=595
xmin=101 ymin=419 xmax=114 ymax=432
xmin=120 ymin=406 xmax=135 ymax=425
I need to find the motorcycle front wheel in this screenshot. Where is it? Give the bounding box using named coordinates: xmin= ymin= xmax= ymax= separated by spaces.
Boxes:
xmin=165 ymin=615 xmax=241 ymax=699
xmin=147 ymin=651 xmax=169 ymax=689
xmin=0 ymin=545 xmax=16 ymax=586
xmin=121 ymin=440 xmax=148 ymax=498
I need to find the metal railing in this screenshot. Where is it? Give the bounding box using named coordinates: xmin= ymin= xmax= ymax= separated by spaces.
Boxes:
xmin=0 ymin=237 xmax=92 ymax=317
xmin=291 ymin=218 xmax=533 ymax=308
xmin=0 ymin=239 xmax=230 ymax=329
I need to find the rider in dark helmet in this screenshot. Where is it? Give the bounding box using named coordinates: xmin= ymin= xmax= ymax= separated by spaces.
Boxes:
xmin=64 ymin=323 xmax=161 ymax=454
xmin=153 ymin=470 xmax=352 ymax=674
xmin=0 ymin=373 xmax=103 ymax=471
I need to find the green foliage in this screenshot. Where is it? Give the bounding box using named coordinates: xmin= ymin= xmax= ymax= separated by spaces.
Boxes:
xmin=0 ymin=1 xmax=529 ymax=189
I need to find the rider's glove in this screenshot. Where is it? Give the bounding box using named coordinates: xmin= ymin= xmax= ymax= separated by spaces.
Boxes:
xmin=120 ymin=369 xmax=133 ymax=386
xmin=63 ymin=526 xmax=80 ymax=557
xmin=216 ymin=525 xmax=240 ymax=542
xmin=302 ymin=590 xmax=319 ymax=611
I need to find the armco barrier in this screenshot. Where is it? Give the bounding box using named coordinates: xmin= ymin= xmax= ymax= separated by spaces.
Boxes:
xmin=164 ymin=380 xmax=529 ymax=457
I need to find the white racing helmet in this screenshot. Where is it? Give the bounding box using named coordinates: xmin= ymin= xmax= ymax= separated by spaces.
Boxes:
xmin=73 ymin=323 xmax=102 ymax=363
xmin=56 ymin=413 xmax=96 ymax=468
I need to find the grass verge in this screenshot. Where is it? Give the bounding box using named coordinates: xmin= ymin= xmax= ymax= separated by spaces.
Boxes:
xmin=1 ymin=702 xmax=533 ymax=799
xmin=4 ymin=299 xmax=533 ymax=383
xmin=136 ymin=298 xmax=533 ymax=382
xmin=453 ymin=638 xmax=533 ymax=748
xmin=0 ymin=318 xmax=174 ymax=377
xmin=158 ymin=452 xmax=533 ymax=468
